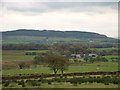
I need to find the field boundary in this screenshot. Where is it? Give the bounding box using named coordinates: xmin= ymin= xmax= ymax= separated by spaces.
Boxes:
xmin=2 ymin=71 xmax=120 ymax=80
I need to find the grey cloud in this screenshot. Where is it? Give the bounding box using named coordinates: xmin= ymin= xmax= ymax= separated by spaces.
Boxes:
xmin=45 ymin=2 xmax=117 ymax=9
xmin=4 ymin=2 xmax=118 ymax=15
xmin=2 ymin=0 xmax=120 ymax=2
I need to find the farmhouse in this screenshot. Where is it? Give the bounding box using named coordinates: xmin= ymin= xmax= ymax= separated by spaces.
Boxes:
xmin=83 ymin=53 xmax=98 ymax=58
xmin=70 ymin=54 xmax=81 ymax=58
xmin=88 ymin=54 xmax=98 ymax=57
xmin=76 ymin=54 xmax=81 ymax=58
xmin=70 ymin=53 xmax=98 ymax=58
xmin=62 ymin=55 xmax=67 ymax=57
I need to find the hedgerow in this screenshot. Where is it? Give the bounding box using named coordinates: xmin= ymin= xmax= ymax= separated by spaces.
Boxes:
xmin=2 ymin=75 xmax=120 ymax=87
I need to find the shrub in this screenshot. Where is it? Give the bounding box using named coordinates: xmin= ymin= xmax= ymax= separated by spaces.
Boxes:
xmin=4 ymin=81 xmax=10 ymax=87
xmin=18 ymin=62 xmax=26 ymax=69
xmin=18 ymin=80 xmax=24 ymax=85
xmin=104 ymin=82 xmax=109 ymax=85
xmin=48 ymin=81 xmax=52 ymax=85
xmin=26 ymin=80 xmax=40 ymax=86
xmin=22 ymin=83 xmax=26 ymax=87
xmin=73 ymin=82 xmax=78 ymax=86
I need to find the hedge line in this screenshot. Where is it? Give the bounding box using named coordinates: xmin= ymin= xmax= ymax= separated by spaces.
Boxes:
xmin=2 ymin=75 xmax=120 ymax=87
xmin=2 ymin=71 xmax=120 ymax=80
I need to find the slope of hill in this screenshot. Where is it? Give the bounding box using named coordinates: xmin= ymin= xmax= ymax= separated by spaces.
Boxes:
xmin=2 ymin=29 xmax=118 ymax=44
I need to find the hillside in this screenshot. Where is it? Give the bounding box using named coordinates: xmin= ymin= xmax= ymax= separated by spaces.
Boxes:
xmin=2 ymin=29 xmax=118 ymax=44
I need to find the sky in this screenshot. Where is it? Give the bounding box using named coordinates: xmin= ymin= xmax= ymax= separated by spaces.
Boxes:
xmin=0 ymin=0 xmax=119 ymax=37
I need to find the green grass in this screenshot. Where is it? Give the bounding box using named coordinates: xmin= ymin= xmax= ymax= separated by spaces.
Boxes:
xmin=3 ymin=36 xmax=82 ymax=44
xmin=2 ymin=50 xmax=119 ymax=75
xmin=97 ymin=48 xmax=118 ymax=50
xmin=2 ymin=50 xmax=35 ymax=69
xmin=2 ymin=62 xmax=118 ymax=76
xmin=25 ymin=50 xmax=48 ymax=53
xmin=66 ymin=62 xmax=118 ymax=73
xmin=102 ymin=56 xmax=119 ymax=61
xmin=69 ymin=58 xmax=84 ymax=62
xmin=2 ymin=55 xmax=35 ymax=58
xmin=3 ymin=66 xmax=52 ymax=75
xmin=103 ymin=55 xmax=119 ymax=58
xmin=2 ymin=82 xmax=118 ymax=88
xmin=3 ymin=35 xmax=117 ymax=44
xmin=90 ymin=48 xmax=118 ymax=51
xmin=34 ymin=82 xmax=118 ymax=88
xmin=3 ymin=36 xmax=46 ymax=44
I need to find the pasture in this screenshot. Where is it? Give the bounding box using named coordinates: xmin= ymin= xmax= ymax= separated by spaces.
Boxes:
xmin=2 ymin=82 xmax=118 ymax=88
xmin=2 ymin=50 xmax=119 ymax=88
xmin=2 ymin=50 xmax=35 ymax=70
xmin=25 ymin=50 xmax=48 ymax=53
xmin=3 ymin=62 xmax=118 ymax=76
xmin=90 ymin=47 xmax=118 ymax=51
xmin=2 ymin=50 xmax=119 ymax=75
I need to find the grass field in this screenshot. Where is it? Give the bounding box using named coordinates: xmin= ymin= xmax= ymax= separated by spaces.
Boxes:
xmin=25 ymin=50 xmax=48 ymax=53
xmin=2 ymin=50 xmax=119 ymax=88
xmin=103 ymin=55 xmax=119 ymax=58
xmin=2 ymin=50 xmax=119 ymax=75
xmin=3 ymin=36 xmax=84 ymax=44
xmin=31 ymin=83 xmax=118 ymax=88
xmin=2 ymin=82 xmax=118 ymax=88
xmin=103 ymin=56 xmax=119 ymax=61
xmin=2 ymin=50 xmax=34 ymax=70
xmin=3 ymin=35 xmax=117 ymax=44
xmin=2 ymin=62 xmax=118 ymax=76
xmin=90 ymin=47 xmax=118 ymax=51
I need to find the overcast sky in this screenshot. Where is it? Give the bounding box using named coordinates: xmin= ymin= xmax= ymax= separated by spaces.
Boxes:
xmin=0 ymin=0 xmax=119 ymax=37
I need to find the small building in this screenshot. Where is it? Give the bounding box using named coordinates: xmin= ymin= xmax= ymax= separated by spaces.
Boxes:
xmin=70 ymin=54 xmax=81 ymax=58
xmin=62 ymin=55 xmax=67 ymax=57
xmin=88 ymin=54 xmax=98 ymax=57
xmin=71 ymin=54 xmax=76 ymax=58
xmin=76 ymin=54 xmax=81 ymax=58
xmin=83 ymin=53 xmax=98 ymax=58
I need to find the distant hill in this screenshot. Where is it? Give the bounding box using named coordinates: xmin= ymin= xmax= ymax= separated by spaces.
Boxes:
xmin=2 ymin=29 xmax=118 ymax=44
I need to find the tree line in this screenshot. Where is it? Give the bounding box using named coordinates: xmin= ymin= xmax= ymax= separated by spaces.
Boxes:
xmin=2 ymin=43 xmax=117 ymax=50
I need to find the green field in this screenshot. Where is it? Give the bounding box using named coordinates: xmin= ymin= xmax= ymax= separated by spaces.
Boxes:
xmin=2 ymin=50 xmax=119 ymax=88
xmin=3 ymin=35 xmax=117 ymax=44
xmin=2 ymin=82 xmax=118 ymax=88
xmin=25 ymin=50 xmax=48 ymax=53
xmin=3 ymin=36 xmax=83 ymax=44
xmin=103 ymin=55 xmax=119 ymax=58
xmin=2 ymin=50 xmax=119 ymax=75
xmin=3 ymin=62 xmax=118 ymax=76
xmin=90 ymin=47 xmax=118 ymax=51
xmin=30 ymin=83 xmax=118 ymax=88
xmin=2 ymin=50 xmax=34 ymax=69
